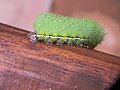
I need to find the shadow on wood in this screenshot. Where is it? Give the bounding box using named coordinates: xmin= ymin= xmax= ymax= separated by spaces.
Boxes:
xmin=0 ymin=23 xmax=120 ymax=90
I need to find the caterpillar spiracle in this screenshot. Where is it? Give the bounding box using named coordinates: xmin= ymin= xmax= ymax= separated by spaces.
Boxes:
xmin=28 ymin=13 xmax=105 ymax=49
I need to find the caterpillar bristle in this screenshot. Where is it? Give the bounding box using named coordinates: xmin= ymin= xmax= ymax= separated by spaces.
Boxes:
xmin=31 ymin=13 xmax=105 ymax=49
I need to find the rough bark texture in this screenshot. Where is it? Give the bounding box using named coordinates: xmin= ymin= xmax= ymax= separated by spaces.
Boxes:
xmin=0 ymin=23 xmax=120 ymax=90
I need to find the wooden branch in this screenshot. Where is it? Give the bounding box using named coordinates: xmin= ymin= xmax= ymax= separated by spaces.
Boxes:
xmin=0 ymin=23 xmax=120 ymax=90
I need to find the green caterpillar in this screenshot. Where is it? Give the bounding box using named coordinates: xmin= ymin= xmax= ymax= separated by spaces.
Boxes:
xmin=28 ymin=13 xmax=105 ymax=49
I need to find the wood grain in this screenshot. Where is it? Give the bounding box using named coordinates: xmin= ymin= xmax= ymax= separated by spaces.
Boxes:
xmin=0 ymin=23 xmax=120 ymax=90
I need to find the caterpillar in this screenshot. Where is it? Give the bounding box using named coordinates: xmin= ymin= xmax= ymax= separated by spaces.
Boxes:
xmin=28 ymin=13 xmax=105 ymax=49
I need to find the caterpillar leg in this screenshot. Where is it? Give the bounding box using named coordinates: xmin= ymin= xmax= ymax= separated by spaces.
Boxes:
xmin=28 ymin=32 xmax=38 ymax=43
xmin=88 ymin=45 xmax=94 ymax=49
xmin=56 ymin=38 xmax=65 ymax=45
xmin=75 ymin=40 xmax=84 ymax=47
xmin=75 ymin=39 xmax=94 ymax=49
xmin=67 ymin=39 xmax=75 ymax=46
xmin=45 ymin=38 xmax=58 ymax=45
xmin=44 ymin=37 xmax=50 ymax=43
xmin=75 ymin=39 xmax=89 ymax=48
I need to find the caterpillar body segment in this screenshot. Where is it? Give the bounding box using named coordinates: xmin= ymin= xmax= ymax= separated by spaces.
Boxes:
xmin=28 ymin=33 xmax=91 ymax=48
xmin=29 ymin=13 xmax=105 ymax=49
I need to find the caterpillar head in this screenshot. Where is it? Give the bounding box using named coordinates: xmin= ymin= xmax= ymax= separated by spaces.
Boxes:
xmin=28 ymin=32 xmax=38 ymax=43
